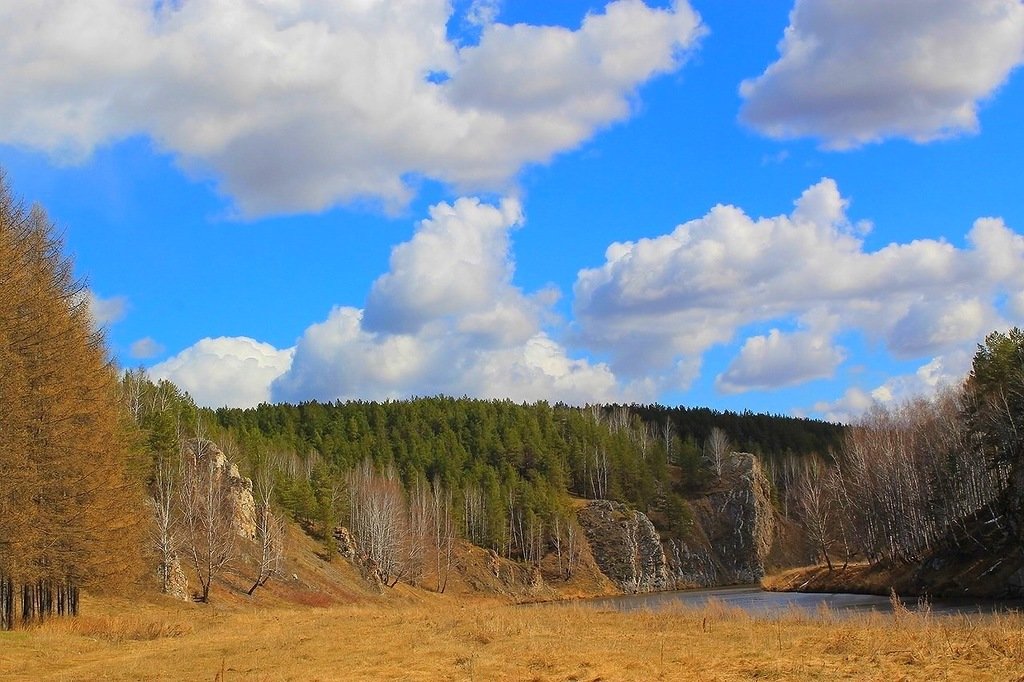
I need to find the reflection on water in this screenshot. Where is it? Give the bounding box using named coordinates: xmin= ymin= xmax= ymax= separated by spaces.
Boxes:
xmin=565 ymin=585 xmax=1024 ymax=618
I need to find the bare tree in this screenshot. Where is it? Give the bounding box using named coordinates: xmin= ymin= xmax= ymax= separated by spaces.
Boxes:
xmin=431 ymin=476 xmax=454 ymax=593
xmin=588 ymin=446 xmax=609 ymax=499
xmin=662 ymin=418 xmax=676 ymax=465
xmin=247 ymin=462 xmax=284 ymax=596
xmin=797 ymin=463 xmax=834 ymax=571
xmin=120 ymin=367 xmax=147 ymax=423
xmin=152 ymin=449 xmax=180 ymax=594
xmin=552 ymin=513 xmax=581 ymax=580
xmin=406 ymin=478 xmax=432 ymax=586
xmin=565 ymin=518 xmax=580 ymax=578
xmin=347 ymin=461 xmax=407 ymax=586
xmin=705 ymin=427 xmax=731 ymax=477
xmin=635 ymin=422 xmax=652 ymax=462
xmin=463 ymin=483 xmax=486 ymax=547
xmin=179 ymin=426 xmax=237 ymax=603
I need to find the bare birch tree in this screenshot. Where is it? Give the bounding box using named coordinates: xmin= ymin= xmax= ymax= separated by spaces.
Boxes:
xmin=431 ymin=476 xmax=454 ymax=593
xmin=347 ymin=460 xmax=407 ymax=586
xmin=179 ymin=427 xmax=237 ymax=602
xmin=662 ymin=418 xmax=677 ymax=465
xmin=152 ymin=449 xmax=180 ymax=594
xmin=248 ymin=461 xmax=284 ymax=596
xmin=705 ymin=427 xmax=731 ymax=477
xmin=797 ymin=463 xmax=834 ymax=571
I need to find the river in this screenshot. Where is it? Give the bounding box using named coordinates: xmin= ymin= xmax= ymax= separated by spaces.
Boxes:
xmin=562 ymin=585 xmax=1024 ymax=618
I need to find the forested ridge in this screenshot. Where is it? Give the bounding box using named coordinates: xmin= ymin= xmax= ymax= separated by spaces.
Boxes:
xmin=120 ymin=338 xmax=1024 ymax=600
xmin=204 ymin=398 xmax=841 ymax=562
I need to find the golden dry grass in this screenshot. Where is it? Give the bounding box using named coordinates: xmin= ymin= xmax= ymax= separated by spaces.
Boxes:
xmin=2 ymin=592 xmax=1023 ymax=681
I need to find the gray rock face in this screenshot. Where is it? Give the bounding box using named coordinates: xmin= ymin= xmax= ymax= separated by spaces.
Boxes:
xmin=577 ymin=500 xmax=667 ymax=593
xmin=665 ymin=537 xmax=718 ymax=587
xmin=333 ymin=525 xmax=358 ymax=560
xmin=667 ymin=452 xmax=776 ymax=586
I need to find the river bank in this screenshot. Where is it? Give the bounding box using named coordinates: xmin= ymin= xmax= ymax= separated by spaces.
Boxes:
xmin=764 ymin=563 xmax=909 ymax=596
xmin=764 ymin=558 xmax=1024 ymax=602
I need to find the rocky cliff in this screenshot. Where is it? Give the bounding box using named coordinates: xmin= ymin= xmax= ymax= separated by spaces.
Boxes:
xmin=576 ymin=500 xmax=668 ymax=593
xmin=577 ymin=452 xmax=787 ymax=592
xmin=205 ymin=443 xmax=258 ymax=541
xmin=669 ymin=452 xmax=777 ymax=586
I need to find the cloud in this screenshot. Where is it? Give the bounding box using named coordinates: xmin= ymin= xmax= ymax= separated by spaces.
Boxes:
xmin=129 ymin=336 xmax=165 ymax=360
xmin=149 ymin=337 xmax=294 ymax=408
xmin=574 ymin=178 xmax=1024 ymax=392
xmin=805 ymin=348 xmax=973 ymax=423
xmin=363 ymin=197 xmax=528 ymax=336
xmin=466 ymin=0 xmax=502 ymax=28
xmin=84 ymin=291 xmax=127 ymax=327
xmin=157 ymin=196 xmax=634 ymax=408
xmin=271 ymin=307 xmax=624 ymax=405
xmin=739 ymin=0 xmax=1024 ymax=148
xmin=887 ymin=297 xmax=999 ymax=358
xmin=803 ymin=387 xmax=877 ymax=424
xmin=716 ymin=329 xmax=845 ymax=394
xmin=275 ymin=195 xmax=629 ymax=404
xmin=0 ymin=0 xmax=703 ymax=215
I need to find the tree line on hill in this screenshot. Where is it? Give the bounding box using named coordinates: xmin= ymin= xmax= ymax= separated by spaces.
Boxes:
xmin=793 ymin=329 xmax=1024 ymax=572
xmin=210 ymin=397 xmax=840 ymax=561
xmin=108 ymin=368 xmax=849 ymax=596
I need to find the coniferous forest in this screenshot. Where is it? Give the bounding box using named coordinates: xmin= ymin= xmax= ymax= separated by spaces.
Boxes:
xmin=0 ymin=174 xmax=145 ymax=629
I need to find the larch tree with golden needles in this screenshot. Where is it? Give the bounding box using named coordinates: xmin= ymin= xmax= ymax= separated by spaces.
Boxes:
xmin=0 ymin=172 xmax=146 ymax=629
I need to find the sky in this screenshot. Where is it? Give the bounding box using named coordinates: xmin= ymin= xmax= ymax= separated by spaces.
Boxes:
xmin=1 ymin=0 xmax=1023 ymax=422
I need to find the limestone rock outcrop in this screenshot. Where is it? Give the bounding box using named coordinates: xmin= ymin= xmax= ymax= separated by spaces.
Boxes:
xmin=204 ymin=444 xmax=258 ymax=541
xmin=577 ymin=500 xmax=668 ymax=593
xmin=666 ymin=452 xmax=777 ymax=586
xmin=332 ymin=525 xmax=386 ymax=591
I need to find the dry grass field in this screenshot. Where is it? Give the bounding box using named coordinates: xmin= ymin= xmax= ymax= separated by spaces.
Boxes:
xmin=2 ymin=589 xmax=1023 ymax=681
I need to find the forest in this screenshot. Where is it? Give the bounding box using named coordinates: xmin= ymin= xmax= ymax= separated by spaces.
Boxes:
xmin=791 ymin=328 xmax=1024 ymax=573
xmin=120 ymin=375 xmax=844 ymax=590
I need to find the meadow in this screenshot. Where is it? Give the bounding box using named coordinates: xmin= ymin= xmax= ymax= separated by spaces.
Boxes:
xmin=2 ymin=591 xmax=1023 ymax=681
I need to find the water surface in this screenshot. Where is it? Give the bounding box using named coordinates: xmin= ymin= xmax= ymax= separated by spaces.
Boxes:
xmin=566 ymin=585 xmax=1024 ymax=618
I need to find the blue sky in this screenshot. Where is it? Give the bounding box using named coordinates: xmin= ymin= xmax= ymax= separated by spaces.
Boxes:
xmin=2 ymin=0 xmax=1023 ymax=420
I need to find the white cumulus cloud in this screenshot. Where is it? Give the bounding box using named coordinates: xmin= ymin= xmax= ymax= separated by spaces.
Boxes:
xmin=271 ymin=307 xmax=624 ymax=405
xmin=574 ymin=178 xmax=1024 ymax=393
xmin=129 ymin=336 xmax=165 ymax=360
xmin=466 ymin=0 xmax=501 ymax=28
xmin=0 ymin=0 xmax=703 ymax=215
xmin=84 ymin=291 xmax=127 ymax=328
xmin=363 ymin=197 xmax=528 ymax=336
xmin=739 ymin=0 xmax=1024 ymax=148
xmin=156 ymin=196 xmax=633 ymax=408
xmin=149 ymin=337 xmax=294 ymax=408
xmin=716 ymin=329 xmax=845 ymax=394
xmin=805 ymin=348 xmax=974 ymax=423
xmin=274 ymin=195 xmax=628 ymax=404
